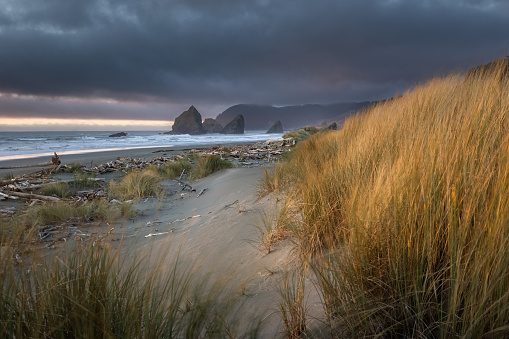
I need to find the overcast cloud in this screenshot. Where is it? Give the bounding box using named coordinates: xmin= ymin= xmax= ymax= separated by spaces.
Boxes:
xmin=0 ymin=0 xmax=508 ymax=120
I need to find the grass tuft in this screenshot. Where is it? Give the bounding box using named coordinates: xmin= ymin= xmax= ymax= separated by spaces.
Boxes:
xmin=67 ymin=162 xmax=84 ymax=173
xmin=2 ymin=173 xmax=14 ymax=180
xmin=41 ymin=182 xmax=71 ymax=198
xmin=159 ymin=159 xmax=191 ymax=179
xmin=278 ymin=267 xmax=308 ymax=338
xmin=191 ymin=155 xmax=234 ymax=180
xmin=70 ymin=172 xmax=99 ymax=189
xmin=256 ymin=200 xmax=293 ymax=254
xmin=23 ymin=200 xmax=119 ymax=227
xmin=109 ymin=168 xmax=162 ymax=200
xmin=258 ymin=166 xmax=291 ymax=198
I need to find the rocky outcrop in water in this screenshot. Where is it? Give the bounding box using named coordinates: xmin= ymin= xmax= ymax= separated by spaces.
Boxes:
xmin=266 ymin=121 xmax=283 ymax=133
xmin=165 ymin=106 xmax=206 ymax=135
xmin=223 ymin=115 xmax=245 ymax=134
xmin=109 ymin=132 xmax=127 ymax=137
xmin=203 ymin=118 xmax=224 ymax=134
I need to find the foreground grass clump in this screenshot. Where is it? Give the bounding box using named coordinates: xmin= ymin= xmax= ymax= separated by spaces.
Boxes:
xmin=273 ymin=60 xmax=509 ymax=336
xmin=0 ymin=243 xmax=258 ymax=338
xmin=0 ymin=200 xmax=121 ymax=247
xmin=109 ymin=168 xmax=162 ymax=200
xmin=24 ymin=200 xmax=119 ymax=226
xmin=191 ymin=155 xmax=234 ymax=180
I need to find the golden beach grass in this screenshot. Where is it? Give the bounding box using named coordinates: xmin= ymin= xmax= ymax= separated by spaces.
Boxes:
xmin=270 ymin=60 xmax=509 ymax=336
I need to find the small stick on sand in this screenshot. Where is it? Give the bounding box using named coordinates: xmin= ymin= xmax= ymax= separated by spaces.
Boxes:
xmin=196 ymin=188 xmax=206 ymax=198
xmin=223 ymin=200 xmax=239 ymax=209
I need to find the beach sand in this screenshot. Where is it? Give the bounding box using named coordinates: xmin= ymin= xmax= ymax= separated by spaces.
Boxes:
xmin=1 ymin=145 xmax=323 ymax=337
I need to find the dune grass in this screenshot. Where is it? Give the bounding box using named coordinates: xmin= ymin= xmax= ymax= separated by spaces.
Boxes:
xmin=278 ymin=268 xmax=308 ymax=338
xmin=0 ymin=199 xmax=123 ymax=252
xmin=25 ymin=200 xmax=119 ymax=226
xmin=191 ymin=155 xmax=234 ymax=180
xmin=66 ymin=162 xmax=85 ymax=173
xmin=2 ymin=173 xmax=14 ymax=180
xmin=258 ymin=166 xmax=291 ymax=198
xmin=109 ymin=167 xmax=162 ymax=201
xmin=159 ymin=158 xmax=192 ymax=179
xmin=268 ymin=60 xmax=509 ymax=336
xmin=283 ymin=126 xmax=321 ymax=143
xmin=70 ymin=172 xmax=100 ymax=189
xmin=256 ymin=199 xmax=294 ymax=254
xmin=0 ymin=242 xmax=259 ymax=338
xmin=41 ymin=182 xmax=71 ymax=198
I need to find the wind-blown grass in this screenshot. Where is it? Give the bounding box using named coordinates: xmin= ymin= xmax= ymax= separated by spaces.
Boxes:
xmin=1 ymin=200 xmax=120 ymax=247
xmin=0 ymin=242 xmax=260 ymax=338
xmin=271 ymin=60 xmax=509 ymax=336
xmin=109 ymin=168 xmax=162 ymax=200
xmin=160 ymin=159 xmax=192 ymax=179
xmin=256 ymin=199 xmax=293 ymax=254
xmin=191 ymin=155 xmax=234 ymax=180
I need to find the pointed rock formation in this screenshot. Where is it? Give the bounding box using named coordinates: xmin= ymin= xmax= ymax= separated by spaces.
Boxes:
xmin=165 ymin=106 xmax=206 ymax=135
xmin=203 ymin=118 xmax=224 ymax=134
xmin=266 ymin=121 xmax=283 ymax=133
xmin=223 ymin=115 xmax=245 ymax=134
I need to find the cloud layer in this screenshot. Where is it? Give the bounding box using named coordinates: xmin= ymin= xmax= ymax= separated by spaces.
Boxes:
xmin=0 ymin=0 xmax=508 ymax=120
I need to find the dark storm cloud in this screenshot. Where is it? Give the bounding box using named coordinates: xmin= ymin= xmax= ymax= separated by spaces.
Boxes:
xmin=0 ymin=0 xmax=508 ymax=119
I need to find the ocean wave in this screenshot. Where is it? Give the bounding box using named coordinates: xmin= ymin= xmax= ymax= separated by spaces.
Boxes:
xmin=17 ymin=138 xmax=49 ymax=141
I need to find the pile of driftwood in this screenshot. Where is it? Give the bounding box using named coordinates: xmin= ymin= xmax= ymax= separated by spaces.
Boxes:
xmin=0 ymin=141 xmax=291 ymax=208
xmin=195 ymin=139 xmax=292 ymax=166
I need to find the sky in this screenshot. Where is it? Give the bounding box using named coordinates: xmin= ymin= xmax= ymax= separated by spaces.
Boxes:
xmin=0 ymin=0 xmax=508 ymax=131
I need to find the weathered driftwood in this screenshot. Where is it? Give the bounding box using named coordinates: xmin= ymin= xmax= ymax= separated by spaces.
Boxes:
xmin=0 ymin=192 xmax=19 ymax=200
xmin=5 ymin=191 xmax=61 ymax=202
xmin=0 ymin=162 xmax=53 ymax=170
xmin=223 ymin=200 xmax=239 ymax=209
xmin=0 ymin=208 xmax=16 ymax=215
xmin=196 ymin=188 xmax=206 ymax=198
xmin=169 ymin=215 xmax=200 ymax=224
xmin=51 ymin=152 xmax=61 ymax=167
xmin=174 ymin=179 xmax=194 ymax=191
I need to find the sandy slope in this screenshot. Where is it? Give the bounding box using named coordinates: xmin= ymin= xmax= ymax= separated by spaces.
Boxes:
xmin=102 ymin=166 xmax=321 ymax=337
xmin=114 ymin=167 xmax=296 ymax=337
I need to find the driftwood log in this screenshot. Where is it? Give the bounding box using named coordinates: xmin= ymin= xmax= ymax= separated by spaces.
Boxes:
xmin=5 ymin=191 xmax=60 ymax=202
xmin=0 ymin=162 xmax=53 ymax=170
xmin=0 ymin=192 xmax=19 ymax=200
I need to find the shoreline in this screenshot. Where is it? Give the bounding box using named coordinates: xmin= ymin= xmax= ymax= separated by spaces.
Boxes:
xmin=0 ymin=141 xmax=260 ymax=177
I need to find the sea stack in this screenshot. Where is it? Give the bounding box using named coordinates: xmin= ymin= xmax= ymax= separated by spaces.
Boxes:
xmin=166 ymin=106 xmax=206 ymax=135
xmin=266 ymin=121 xmax=283 ymax=133
xmin=203 ymin=118 xmax=224 ymax=134
xmin=109 ymin=132 xmax=127 ymax=137
xmin=223 ymin=115 xmax=245 ymax=134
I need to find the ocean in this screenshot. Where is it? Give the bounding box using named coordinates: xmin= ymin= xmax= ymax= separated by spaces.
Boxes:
xmin=0 ymin=131 xmax=284 ymax=161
